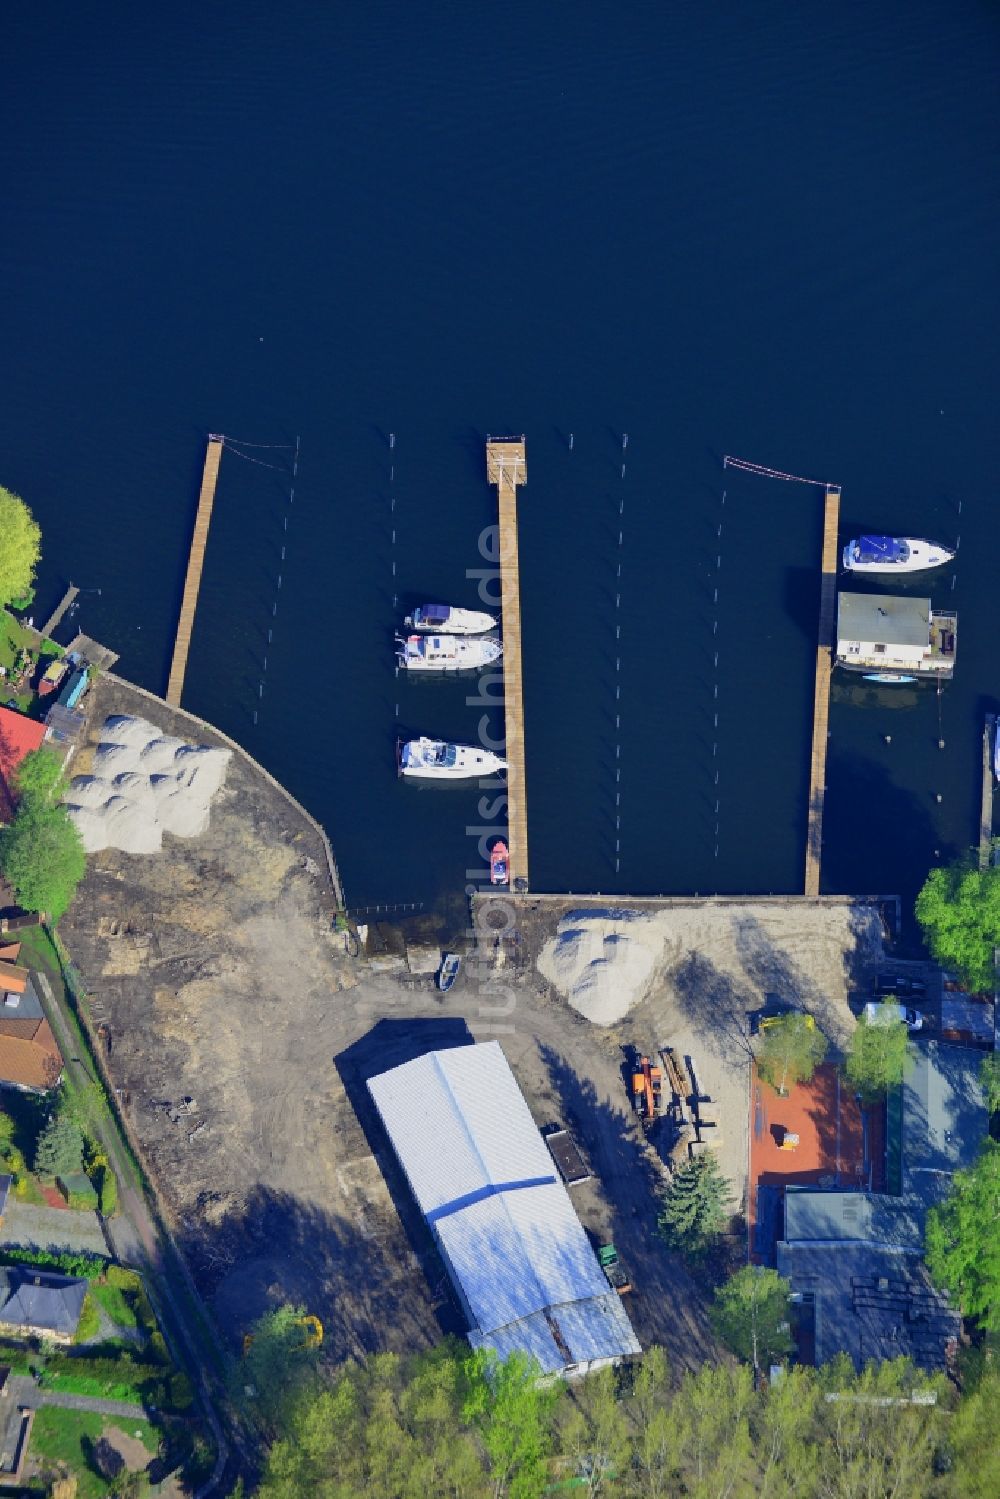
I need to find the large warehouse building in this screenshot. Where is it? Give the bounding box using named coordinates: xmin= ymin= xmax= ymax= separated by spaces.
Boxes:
xmin=367 ymin=1040 xmax=641 ymax=1378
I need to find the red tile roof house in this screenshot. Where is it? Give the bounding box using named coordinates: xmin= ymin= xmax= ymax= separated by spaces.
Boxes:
xmin=0 ymin=705 xmax=46 ymax=825
xmin=0 ymin=943 xmax=62 ymax=1094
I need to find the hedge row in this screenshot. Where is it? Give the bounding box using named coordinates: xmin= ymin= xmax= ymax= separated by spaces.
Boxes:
xmin=0 ymin=1247 xmax=108 ymax=1279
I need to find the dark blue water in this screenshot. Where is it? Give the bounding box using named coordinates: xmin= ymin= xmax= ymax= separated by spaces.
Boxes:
xmin=2 ymin=2 xmax=999 ymax=915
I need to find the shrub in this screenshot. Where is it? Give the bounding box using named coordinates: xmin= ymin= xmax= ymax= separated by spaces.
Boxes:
xmin=56 ymin=1173 xmax=99 ymax=1211
xmin=98 ymin=1164 xmax=118 ymax=1217
xmin=0 ymin=1247 xmax=107 ymax=1279
xmin=169 ymin=1371 xmax=195 ymax=1411
xmin=105 ymin=1264 xmax=141 ymax=1292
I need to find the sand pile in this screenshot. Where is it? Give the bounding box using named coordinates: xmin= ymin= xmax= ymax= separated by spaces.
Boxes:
xmin=65 ymin=714 xmax=230 ymax=854
xmin=538 ymin=909 xmax=667 ymax=1026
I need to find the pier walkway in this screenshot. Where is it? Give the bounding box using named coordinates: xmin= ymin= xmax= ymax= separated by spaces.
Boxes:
xmin=39 ymin=584 xmax=79 ymax=641
xmin=487 ymin=438 xmax=529 ymax=889
xmin=166 ymin=435 xmax=223 ymax=708
xmin=804 ymin=484 xmax=841 ymax=897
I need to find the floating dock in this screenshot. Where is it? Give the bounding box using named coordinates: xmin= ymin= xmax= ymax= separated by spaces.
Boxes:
xmin=487 ymin=437 xmax=529 ymax=889
xmin=980 ymin=715 xmax=995 ymax=871
xmin=166 ymin=435 xmax=224 ymax=708
xmin=804 ymin=483 xmax=841 ymax=897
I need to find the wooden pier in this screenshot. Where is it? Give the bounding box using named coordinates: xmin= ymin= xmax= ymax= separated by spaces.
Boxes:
xmin=980 ymin=715 xmax=995 ymax=871
xmin=487 ymin=437 xmax=529 ymax=889
xmin=804 ymin=484 xmax=841 ymax=897
xmin=39 ymin=584 xmax=79 ymax=641
xmin=166 ymin=435 xmax=224 ymax=708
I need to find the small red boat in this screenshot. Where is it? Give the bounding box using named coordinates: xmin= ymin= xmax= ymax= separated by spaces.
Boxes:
xmin=490 ymin=840 xmax=509 ymax=886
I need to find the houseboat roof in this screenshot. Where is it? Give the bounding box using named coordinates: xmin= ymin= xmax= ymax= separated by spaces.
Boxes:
xmin=837 ymin=592 xmax=930 ymax=647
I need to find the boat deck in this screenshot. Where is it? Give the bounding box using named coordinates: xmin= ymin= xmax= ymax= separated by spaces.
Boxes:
xmin=487 ymin=438 xmax=528 ymax=889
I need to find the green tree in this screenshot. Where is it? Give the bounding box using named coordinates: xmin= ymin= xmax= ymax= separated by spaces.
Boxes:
xmin=33 ymin=1110 xmax=84 ymax=1178
xmin=657 ymin=1153 xmax=732 ymax=1260
xmin=0 ymin=487 xmax=41 ymax=609
xmin=814 ymin=1356 xmax=945 ymax=1499
xmin=926 ymin=1140 xmax=1000 ymax=1330
xmin=756 ymin=1014 xmax=828 ymax=1095
xmin=949 ymin=1370 xmax=1000 ymax=1499
xmin=239 ymin=1302 xmax=323 ymax=1435
xmin=663 ymin=1363 xmax=755 ymax=1497
xmin=14 ymin=747 xmax=68 ymax=807
xmin=463 ymin=1348 xmax=560 ymax=1499
xmin=0 ymin=801 xmax=85 ymax=920
xmin=843 ymin=1003 xmax=912 ymax=1102
xmin=980 ymin=1053 xmax=1000 ymax=1117
xmin=915 ymin=858 xmax=1000 ymax=993
xmin=556 ymin=1365 xmax=629 ymax=1496
xmin=711 ymin=1266 xmax=793 ymax=1377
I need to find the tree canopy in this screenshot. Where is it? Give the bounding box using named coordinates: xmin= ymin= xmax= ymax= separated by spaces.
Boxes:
xmin=843 ymin=1003 xmax=912 ymax=1102
xmin=657 ymin=1153 xmax=732 ymax=1260
xmin=33 ymin=1110 xmax=84 ymax=1179
xmin=915 ymin=859 xmax=1000 ymax=993
xmin=253 ymin=1342 xmax=962 ymax=1499
xmin=926 ymin=1140 xmax=1000 ymax=1330
xmin=237 ymin=1303 xmax=324 ymax=1436
xmin=756 ymin=1013 xmax=828 ymax=1095
xmin=979 ymin=1053 xmax=1000 ymax=1117
xmin=0 ymin=800 xmax=85 ymax=920
xmin=0 ymin=487 xmax=41 ymax=609
xmin=710 ymin=1265 xmax=793 ymax=1375
xmin=14 ymin=746 xmax=68 ymax=806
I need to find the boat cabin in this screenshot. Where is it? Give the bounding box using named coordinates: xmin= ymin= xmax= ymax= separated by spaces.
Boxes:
xmin=835 ymin=592 xmax=957 ymax=679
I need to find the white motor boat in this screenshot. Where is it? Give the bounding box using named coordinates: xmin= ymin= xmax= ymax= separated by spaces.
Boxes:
xmin=397 ymin=737 xmax=507 ymax=780
xmin=842 ymin=536 xmax=955 ymax=574
xmin=404 ymin=603 xmax=498 ymax=635
xmin=396 ymin=633 xmax=502 ymax=672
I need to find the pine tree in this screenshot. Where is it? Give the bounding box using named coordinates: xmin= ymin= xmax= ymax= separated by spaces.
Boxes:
xmin=33 ymin=1110 xmax=84 ymax=1180
xmin=657 ymin=1153 xmax=732 ymax=1260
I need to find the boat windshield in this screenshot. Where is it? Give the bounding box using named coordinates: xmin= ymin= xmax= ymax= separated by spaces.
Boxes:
xmin=856 ymin=536 xmax=908 ymax=563
xmin=431 ymin=744 xmax=458 ymax=766
xmin=420 ymin=605 xmax=451 ymax=626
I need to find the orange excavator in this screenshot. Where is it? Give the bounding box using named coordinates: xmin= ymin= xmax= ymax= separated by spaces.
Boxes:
xmin=631 ymin=1055 xmax=663 ymax=1128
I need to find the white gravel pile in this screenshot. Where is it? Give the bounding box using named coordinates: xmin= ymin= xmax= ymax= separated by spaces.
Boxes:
xmin=65 ymin=714 xmax=230 ymax=854
xmin=538 ymin=909 xmax=666 ymax=1026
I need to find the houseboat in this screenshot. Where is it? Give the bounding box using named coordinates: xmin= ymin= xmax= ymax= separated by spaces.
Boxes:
xmin=835 ymin=593 xmax=957 ymax=680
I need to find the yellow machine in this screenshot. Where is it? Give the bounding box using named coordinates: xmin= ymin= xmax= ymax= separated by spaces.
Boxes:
xmin=243 ymin=1313 xmax=324 ymax=1357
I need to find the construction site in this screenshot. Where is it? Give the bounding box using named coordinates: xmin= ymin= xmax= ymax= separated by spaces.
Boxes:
xmin=56 ymin=683 xmax=891 ymax=1372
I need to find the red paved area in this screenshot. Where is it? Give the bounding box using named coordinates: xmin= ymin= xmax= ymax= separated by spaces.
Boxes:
xmin=749 ymin=1062 xmax=886 ymax=1261
xmin=40 ymin=1185 xmax=67 ymax=1209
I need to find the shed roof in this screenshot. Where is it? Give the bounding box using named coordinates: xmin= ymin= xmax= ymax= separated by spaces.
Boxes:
xmin=902 ymin=1041 xmax=987 ymax=1205
xmin=837 ymin=592 xmax=930 ymax=647
xmin=368 ymin=1041 xmax=640 ymax=1375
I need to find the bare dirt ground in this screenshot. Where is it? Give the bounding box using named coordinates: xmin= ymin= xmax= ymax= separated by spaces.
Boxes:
xmin=59 ymin=680 xmax=888 ymax=1376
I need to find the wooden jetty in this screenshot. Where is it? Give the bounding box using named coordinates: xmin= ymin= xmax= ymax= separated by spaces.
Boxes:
xmin=39 ymin=584 xmax=79 ymax=641
xmin=486 ymin=437 xmax=529 ymax=889
xmin=166 ymin=435 xmax=224 ymax=708
xmin=804 ymin=484 xmax=842 ymax=897
xmin=980 ymin=715 xmax=995 ymax=871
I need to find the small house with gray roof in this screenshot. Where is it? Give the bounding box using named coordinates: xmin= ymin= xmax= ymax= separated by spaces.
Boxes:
xmin=0 ymin=1266 xmax=87 ymax=1344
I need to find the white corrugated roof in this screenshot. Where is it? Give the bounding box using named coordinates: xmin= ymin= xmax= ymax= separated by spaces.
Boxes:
xmin=368 ymin=1041 xmax=640 ymax=1374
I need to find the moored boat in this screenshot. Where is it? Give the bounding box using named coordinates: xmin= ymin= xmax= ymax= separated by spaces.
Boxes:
xmin=404 ymin=604 xmax=498 ymax=635
xmin=396 ymin=633 xmax=502 ymax=672
xmin=397 ymin=737 xmax=507 ymax=780
xmin=842 ymin=536 xmax=955 ymax=574
xmin=438 ymin=953 xmax=461 ymax=991
xmin=862 ymin=672 xmax=917 ymax=684
xmin=490 ymin=839 xmax=509 ymax=885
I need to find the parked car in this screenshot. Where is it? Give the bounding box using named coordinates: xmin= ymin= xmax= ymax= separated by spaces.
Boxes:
xmin=863 ymin=1000 xmax=924 ymax=1031
xmin=873 ymin=973 xmax=926 ymax=998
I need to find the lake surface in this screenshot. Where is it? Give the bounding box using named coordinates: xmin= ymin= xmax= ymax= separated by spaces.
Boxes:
xmin=2 ymin=1 xmax=999 ymax=920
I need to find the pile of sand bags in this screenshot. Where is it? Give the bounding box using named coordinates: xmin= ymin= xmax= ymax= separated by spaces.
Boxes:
xmin=65 ymin=715 xmax=230 ymax=854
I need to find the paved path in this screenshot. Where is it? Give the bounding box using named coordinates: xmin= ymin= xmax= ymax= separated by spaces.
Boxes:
xmin=8 ymin=1375 xmax=146 ymax=1421
xmin=0 ymin=1200 xmax=109 ymax=1257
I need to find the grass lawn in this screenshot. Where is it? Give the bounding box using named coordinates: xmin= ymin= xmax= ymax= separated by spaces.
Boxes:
xmin=91 ymin=1280 xmax=138 ymax=1329
xmin=0 ymin=609 xmax=39 ymax=712
xmin=29 ymin=1405 xmax=158 ymax=1498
